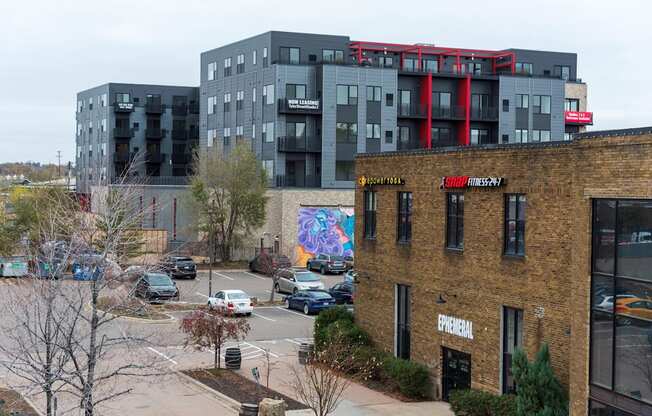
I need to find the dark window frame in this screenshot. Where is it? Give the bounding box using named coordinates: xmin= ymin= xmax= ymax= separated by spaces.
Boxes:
xmin=504 ymin=194 xmax=526 ymax=256
xmin=363 ymin=190 xmax=377 ymax=239
xmin=502 ymin=307 xmax=523 ymax=394
xmin=397 ymin=192 xmax=413 ymax=243
xmin=446 ymin=193 xmax=464 ymax=250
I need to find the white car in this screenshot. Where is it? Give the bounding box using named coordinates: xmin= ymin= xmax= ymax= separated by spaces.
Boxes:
xmin=595 ymin=294 xmax=636 ymax=311
xmin=207 ymin=290 xmax=254 ymax=316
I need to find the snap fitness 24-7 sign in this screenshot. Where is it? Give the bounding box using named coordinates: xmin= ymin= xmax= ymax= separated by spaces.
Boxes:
xmin=438 ymin=314 xmax=474 ymax=340
xmin=358 ymin=176 xmax=405 ymax=187
xmin=439 ymin=176 xmax=505 ymax=190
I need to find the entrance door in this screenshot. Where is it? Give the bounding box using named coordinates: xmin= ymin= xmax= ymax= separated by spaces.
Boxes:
xmin=396 ymin=284 xmax=411 ymax=360
xmin=442 ymin=348 xmax=471 ymax=401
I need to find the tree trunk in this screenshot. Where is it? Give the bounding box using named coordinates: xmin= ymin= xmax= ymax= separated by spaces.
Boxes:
xmin=217 ymin=345 xmax=221 ymax=369
xmin=84 ymin=279 xmax=100 ymax=416
xmin=45 ymin=388 xmax=52 ymax=416
xmin=269 ymin=276 xmax=277 ymax=302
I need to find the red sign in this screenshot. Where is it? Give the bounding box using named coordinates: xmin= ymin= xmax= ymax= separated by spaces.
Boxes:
xmin=440 ymin=176 xmax=505 ymax=189
xmin=565 ymin=111 xmax=593 ymax=125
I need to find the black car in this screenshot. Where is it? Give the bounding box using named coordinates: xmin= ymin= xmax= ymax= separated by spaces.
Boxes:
xmin=249 ymin=252 xmax=292 ymax=275
xmin=135 ymin=273 xmax=180 ymax=302
xmin=159 ymin=256 xmax=197 ymax=279
xmin=329 ymin=282 xmax=354 ymax=304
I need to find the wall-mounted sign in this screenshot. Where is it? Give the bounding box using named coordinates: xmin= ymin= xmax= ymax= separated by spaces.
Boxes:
xmin=564 ymin=111 xmax=593 ymax=125
xmin=358 ymin=176 xmax=405 ymax=187
xmin=116 ymin=102 xmax=134 ymax=111
xmin=438 ymin=314 xmax=474 ymax=340
xmin=287 ymin=99 xmax=320 ymax=111
xmin=439 ymin=176 xmax=505 ymax=190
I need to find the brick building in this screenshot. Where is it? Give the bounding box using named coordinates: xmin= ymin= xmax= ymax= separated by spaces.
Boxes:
xmin=354 ymin=127 xmax=652 ymax=416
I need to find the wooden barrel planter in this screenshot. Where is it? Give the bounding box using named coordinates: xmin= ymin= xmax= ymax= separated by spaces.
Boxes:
xmin=239 ymin=403 xmax=258 ymax=416
xmin=298 ymin=342 xmax=314 ymax=365
xmin=225 ymin=347 xmax=242 ymax=370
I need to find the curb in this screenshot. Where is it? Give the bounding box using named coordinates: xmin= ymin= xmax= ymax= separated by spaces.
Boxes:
xmin=175 ymin=370 xmax=241 ymax=412
xmin=96 ymin=307 xmax=176 ymax=324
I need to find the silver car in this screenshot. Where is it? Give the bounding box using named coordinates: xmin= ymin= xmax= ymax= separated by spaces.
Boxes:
xmin=274 ymin=268 xmax=325 ymax=294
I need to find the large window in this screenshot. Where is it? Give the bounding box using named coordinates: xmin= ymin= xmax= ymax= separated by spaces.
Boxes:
xmin=336 ymin=85 xmax=358 ymax=105
xmin=502 ymin=307 xmax=523 ymax=394
xmin=236 ymin=54 xmax=245 ymax=73
xmin=336 ymin=122 xmax=357 ymax=143
xmin=555 ymin=65 xmax=571 ymax=81
xmin=207 ymin=62 xmax=216 ymax=80
xmin=207 ymin=96 xmax=216 ymax=114
xmin=236 ymin=90 xmax=244 ymax=111
xmin=565 ymin=98 xmax=580 ymax=112
xmin=367 ymin=86 xmax=381 ymax=102
xmin=322 ymin=49 xmax=344 ymax=63
xmin=280 ymin=47 xmax=300 ymax=64
xmin=402 ymin=58 xmax=417 ymax=72
xmin=432 ymin=92 xmax=452 ymax=117
xmin=422 ymin=59 xmax=438 ymax=73
xmin=366 ymin=123 xmax=381 ymax=139
xmin=262 ymin=122 xmax=274 ymax=143
xmin=286 ymin=84 xmax=306 ymax=99
xmin=446 ymin=193 xmax=464 ymax=249
xmin=533 ymin=95 xmax=551 ymax=114
xmin=287 ymin=122 xmax=305 ymax=138
xmin=397 ymin=192 xmax=412 ymax=243
xmin=516 ymin=94 xmax=529 ymax=109
xmin=531 ymin=130 xmax=551 ymax=142
xmin=504 ymin=194 xmax=526 ymax=256
xmin=263 ymin=84 xmax=275 ymax=105
xmin=590 ymin=199 xmax=652 ymax=407
xmin=223 ymin=57 xmax=232 ymax=77
xmin=515 ymin=129 xmax=529 ymax=143
xmin=431 ymin=127 xmax=451 ymax=145
xmin=364 ymin=191 xmax=377 ymax=239
xmin=335 ymin=161 xmax=355 ymax=181
xmin=515 ymin=62 xmax=532 ymax=74
xmin=470 ymin=129 xmax=489 ymax=145
xmin=398 ymin=90 xmax=411 ymax=115
xmin=223 ymin=93 xmax=231 ymax=113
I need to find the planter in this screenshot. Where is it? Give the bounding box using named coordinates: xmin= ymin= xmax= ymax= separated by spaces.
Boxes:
xmin=298 ymin=342 xmax=314 ymax=365
xmin=225 ymin=347 xmax=242 ymax=370
xmin=239 ymin=403 xmax=259 ymax=416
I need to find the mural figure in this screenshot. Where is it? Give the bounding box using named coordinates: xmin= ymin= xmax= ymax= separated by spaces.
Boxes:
xmin=295 ymin=207 xmax=354 ymax=266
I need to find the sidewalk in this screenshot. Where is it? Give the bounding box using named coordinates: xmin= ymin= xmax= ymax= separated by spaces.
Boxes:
xmin=234 ymin=348 xmax=454 ymax=416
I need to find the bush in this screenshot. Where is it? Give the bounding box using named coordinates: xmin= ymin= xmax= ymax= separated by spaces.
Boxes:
xmin=449 ymin=389 xmax=517 ymax=416
xmin=349 ymin=345 xmax=387 ymax=379
xmin=382 ymin=356 xmax=432 ymax=399
xmin=325 ymin=319 xmax=370 ymax=348
xmin=314 ymin=306 xmax=354 ymax=350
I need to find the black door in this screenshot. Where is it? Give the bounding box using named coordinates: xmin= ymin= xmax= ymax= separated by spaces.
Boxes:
xmin=396 ymin=284 xmax=411 ymax=360
xmin=442 ymin=348 xmax=471 ymax=401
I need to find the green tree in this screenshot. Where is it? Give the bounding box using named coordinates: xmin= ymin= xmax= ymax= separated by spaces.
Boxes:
xmin=189 ymin=143 xmax=268 ymax=263
xmin=511 ymin=343 xmax=568 ymax=416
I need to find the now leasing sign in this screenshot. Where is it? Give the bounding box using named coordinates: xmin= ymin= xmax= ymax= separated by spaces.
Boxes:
xmin=438 ymin=314 xmax=474 ymax=340
xmin=287 ymin=99 xmax=320 ymax=110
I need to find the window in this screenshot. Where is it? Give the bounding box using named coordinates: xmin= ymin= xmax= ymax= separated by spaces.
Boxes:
xmin=422 ymin=59 xmax=438 ymax=73
xmin=364 ymin=191 xmax=377 ymax=239
xmin=386 ymin=93 xmax=394 ymax=107
xmin=470 ymin=129 xmax=489 ymax=145
xmin=336 ymin=122 xmax=357 ymax=143
xmin=88 ymin=121 xmax=93 ymax=134
xmin=287 ymin=122 xmax=306 ymax=138
xmin=398 ymin=126 xmax=410 ymax=145
xmin=555 ymin=65 xmax=571 ymax=80
xmin=502 ymin=307 xmax=523 ymax=394
xmin=465 ymin=62 xmax=482 ymax=75
xmin=366 ymin=123 xmax=381 ymax=139
xmin=431 ymin=127 xmax=451 ymax=145
xmin=252 ymin=50 xmax=257 ymax=66
xmin=385 ymin=130 xmax=393 ymax=144
xmin=564 ymin=132 xmax=572 ymax=141
xmin=252 ymin=87 xmax=256 ymax=103
xmin=236 ymin=54 xmax=245 ymax=73
xmin=366 ymin=86 xmax=381 ymax=102
xmin=263 ymin=47 xmax=268 ymax=67
xmin=516 ymin=94 xmax=529 ymax=109
xmin=262 ymin=84 xmax=275 ymax=105
xmin=77 ymin=100 xmax=83 ymax=113
xmin=207 ymin=62 xmax=216 ymax=80
xmin=515 ymin=129 xmax=528 ymax=143
xmin=207 ymin=96 xmax=216 ymax=114
xmin=262 ymin=160 xmax=274 ymax=180
xmin=223 ymin=127 xmax=231 ymax=145
xmin=564 ymin=98 xmax=579 ymax=112
xmin=280 ymin=47 xmax=300 ymax=64
xmin=262 ymin=122 xmax=274 ymax=143
xmin=502 ymin=99 xmax=509 ymax=112
xmin=504 ymin=194 xmax=526 ymax=255
xmin=77 ymin=123 xmax=82 ymax=136
xmin=398 ymin=90 xmax=411 ymax=115
xmin=223 ymin=93 xmax=231 ymax=112
xmin=322 ymin=49 xmax=344 ymax=63
xmin=115 ymin=93 xmax=131 ymax=103
xmin=236 ymin=90 xmax=244 ymax=110
xmin=531 ymin=130 xmax=551 ymax=142
xmin=236 ymin=125 xmax=244 ymax=139
xmin=515 ymin=62 xmax=532 ymax=74
xmin=402 ymin=58 xmax=417 ymax=72
xmin=335 ymin=161 xmax=355 ymax=181
xmin=432 ymin=92 xmax=452 ymax=117
xmin=101 ymin=119 xmax=106 ymax=132
xmin=252 ymin=123 xmax=256 ymax=139
xmin=397 ymin=192 xmax=413 ymax=243
xmin=378 ymin=56 xmax=393 ymax=68
xmin=223 ymin=57 xmax=232 ymax=76
xmin=533 ymin=95 xmax=551 ymax=114
xmin=336 ymin=85 xmax=357 ymax=105
xmin=286 ymin=84 xmax=306 ymax=99
xmin=446 ymin=193 xmax=464 ymax=249
xmin=89 ymin=96 xmax=93 ymax=111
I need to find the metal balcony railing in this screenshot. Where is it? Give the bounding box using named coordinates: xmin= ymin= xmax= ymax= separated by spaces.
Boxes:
xmin=277 ymin=136 xmax=322 ymax=153
xmin=145 ymin=101 xmax=163 ymax=114
xmin=145 ymin=152 xmax=165 ymax=164
xmin=112 ymin=152 xmax=134 ymax=163
xmin=397 ymin=104 xmax=427 ymax=118
xmin=275 ymin=175 xmax=321 ymax=188
xmin=188 ymin=102 xmax=200 ymax=114
xmin=172 ymin=104 xmax=188 ymax=116
xmin=112 ymin=127 xmax=132 ymax=139
xmin=470 ymin=107 xmax=499 ymax=121
xmin=171 ymin=153 xmax=192 ymax=164
xmin=145 ymin=128 xmax=164 ymax=140
xmin=431 ymin=105 xmax=466 ymax=119
xmin=171 ymin=129 xmax=188 ymax=140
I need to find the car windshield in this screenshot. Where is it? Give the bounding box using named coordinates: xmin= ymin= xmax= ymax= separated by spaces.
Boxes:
xmin=330 ymin=256 xmax=344 ymax=261
xmin=227 ymin=292 xmax=248 ymax=300
xmin=147 ymin=274 xmax=173 ymax=286
xmin=309 ymin=291 xmax=332 ymax=299
xmin=296 ymin=272 xmax=319 ymax=282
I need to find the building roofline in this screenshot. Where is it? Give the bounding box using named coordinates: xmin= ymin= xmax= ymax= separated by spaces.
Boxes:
xmin=573 ymin=126 xmax=652 ymax=139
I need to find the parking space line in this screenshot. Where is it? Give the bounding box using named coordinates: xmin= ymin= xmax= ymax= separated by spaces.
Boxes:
xmin=215 ymin=272 xmax=234 ymax=281
xmin=284 ymin=338 xmax=303 ymax=345
xmin=252 ymin=312 xmax=276 ymax=322
xmin=274 ymin=306 xmax=315 ymax=320
xmin=195 ymin=292 xmax=209 ymax=298
xmin=147 ymin=347 xmax=178 ymax=365
xmin=243 ymin=272 xmax=268 ymax=281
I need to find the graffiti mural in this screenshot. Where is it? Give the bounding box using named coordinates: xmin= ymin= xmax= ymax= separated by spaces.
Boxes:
xmin=295 ymin=207 xmax=354 ymax=266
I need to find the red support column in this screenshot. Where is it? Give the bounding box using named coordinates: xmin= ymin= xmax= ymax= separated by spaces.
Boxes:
xmin=456 ymin=75 xmax=471 ymax=146
xmin=419 ymin=72 xmax=433 ymax=148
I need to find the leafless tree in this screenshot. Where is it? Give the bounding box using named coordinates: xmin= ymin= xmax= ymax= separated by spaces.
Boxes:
xmin=261 ymin=347 xmax=278 ymax=389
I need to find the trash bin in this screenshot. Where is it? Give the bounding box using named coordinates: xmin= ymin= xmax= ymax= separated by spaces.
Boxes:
xmin=225 ymin=347 xmax=242 ymax=370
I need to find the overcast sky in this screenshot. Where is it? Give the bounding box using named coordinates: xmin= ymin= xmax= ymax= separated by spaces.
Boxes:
xmin=0 ymin=0 xmax=649 ymax=164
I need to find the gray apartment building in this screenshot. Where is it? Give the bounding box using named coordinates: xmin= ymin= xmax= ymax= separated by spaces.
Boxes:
xmin=75 ymin=31 xmax=591 ymax=257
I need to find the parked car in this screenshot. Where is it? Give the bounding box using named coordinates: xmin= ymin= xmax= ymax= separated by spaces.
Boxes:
xmin=274 ymin=268 xmax=325 ymax=294
xmin=307 ymin=254 xmax=347 ymax=274
xmin=343 ymin=269 xmax=358 ymax=284
xmin=344 ymin=255 xmax=354 ymax=271
xmin=615 ymin=297 xmax=652 ymax=320
xmin=284 ymin=290 xmax=337 ymax=315
xmin=207 ymin=289 xmax=253 ymax=316
xmin=249 ymin=252 xmax=292 ymax=275
xmin=134 ymin=273 xmax=179 ymax=302
xmin=595 ymin=294 xmax=636 ymax=311
xmin=329 ymin=281 xmax=354 ymax=304
xmin=159 ymin=256 xmax=197 ymax=279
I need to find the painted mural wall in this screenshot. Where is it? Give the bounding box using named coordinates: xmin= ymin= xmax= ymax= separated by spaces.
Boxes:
xmin=295 ymin=207 xmax=354 ymax=266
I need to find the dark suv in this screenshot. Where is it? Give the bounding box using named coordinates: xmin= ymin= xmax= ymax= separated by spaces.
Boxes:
xmin=135 ymin=273 xmax=180 ymax=302
xmin=159 ymin=256 xmax=197 ymax=279
xmin=249 ymin=252 xmax=292 ymax=275
xmin=307 ymin=254 xmax=347 ymax=274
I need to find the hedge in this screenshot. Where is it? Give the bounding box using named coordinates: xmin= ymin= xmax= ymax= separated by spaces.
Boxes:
xmin=449 ymin=389 xmax=517 ymax=416
xmin=382 ymin=355 xmax=432 ymax=399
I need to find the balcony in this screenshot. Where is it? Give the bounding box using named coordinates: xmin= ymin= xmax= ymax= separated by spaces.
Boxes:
xmin=112 ymin=127 xmax=133 ymax=139
xmin=278 ymin=136 xmax=322 ymax=153
xmin=188 ymin=126 xmax=199 ymax=140
xmin=113 ymin=152 xmax=133 ymax=163
xmin=470 ymin=107 xmax=499 ymax=121
xmin=145 ymin=128 xmax=164 ymax=140
xmin=145 ymin=100 xmax=163 ymax=114
xmin=116 ymin=176 xmax=189 ymax=186
xmin=189 ymin=102 xmax=200 ymax=114
xmin=145 ymin=152 xmax=166 ymax=164
xmin=278 ymin=98 xmax=321 ymax=115
xmin=113 ymin=101 xmax=134 ymax=112
xmin=172 ymin=104 xmax=188 ymax=116
xmin=275 ymin=175 xmax=321 ymax=188
xmin=171 ymin=153 xmax=192 ymax=164
xmin=397 ymin=105 xmax=427 ymax=119
xmin=431 ymin=105 xmax=465 ymax=120
xmin=171 ymin=129 xmax=188 ymax=141
xmin=564 ymin=111 xmax=593 ymax=125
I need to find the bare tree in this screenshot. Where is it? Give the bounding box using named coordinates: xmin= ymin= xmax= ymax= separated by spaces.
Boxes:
xmin=261 ymin=347 xmax=278 ymax=389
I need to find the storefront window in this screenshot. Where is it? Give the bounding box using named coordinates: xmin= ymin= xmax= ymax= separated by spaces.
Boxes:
xmin=616 ymin=201 xmax=652 ymax=281
xmin=502 ymin=307 xmax=523 ymax=394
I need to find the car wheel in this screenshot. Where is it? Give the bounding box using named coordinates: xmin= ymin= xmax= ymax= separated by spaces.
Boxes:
xmin=249 ymin=262 xmax=254 ymax=272
xmin=303 ymin=303 xmax=310 ymax=315
xmin=246 ymin=312 xmax=252 ymax=317
xmin=274 ymin=283 xmax=280 ymax=293
xmin=320 ymin=265 xmax=326 ymax=275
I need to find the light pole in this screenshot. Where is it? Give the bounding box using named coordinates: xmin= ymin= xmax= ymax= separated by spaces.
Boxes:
xmin=208 ymin=232 xmax=214 ymax=298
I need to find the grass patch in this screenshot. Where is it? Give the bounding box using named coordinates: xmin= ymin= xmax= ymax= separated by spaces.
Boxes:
xmin=97 ymin=297 xmax=170 ymax=320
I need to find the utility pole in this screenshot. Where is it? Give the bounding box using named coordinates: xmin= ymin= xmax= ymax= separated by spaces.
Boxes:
xmin=56 ymin=150 xmax=62 ymax=177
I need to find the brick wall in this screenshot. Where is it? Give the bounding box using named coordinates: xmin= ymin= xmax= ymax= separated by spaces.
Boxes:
xmin=354 ymin=133 xmax=652 ymax=415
